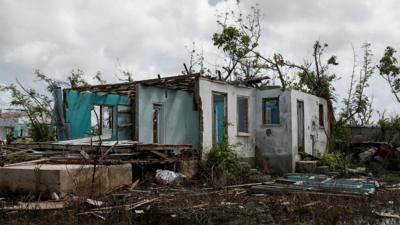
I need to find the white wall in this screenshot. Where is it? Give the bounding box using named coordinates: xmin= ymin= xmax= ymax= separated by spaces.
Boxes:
xmin=290 ymin=90 xmax=329 ymax=157
xmin=198 ymin=78 xmax=256 ymax=159
xmin=198 ymin=79 xmax=330 ymax=173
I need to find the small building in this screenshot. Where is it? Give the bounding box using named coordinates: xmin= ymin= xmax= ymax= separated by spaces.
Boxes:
xmin=0 ymin=109 xmax=30 ymax=142
xmin=60 ymin=74 xmax=329 ymax=173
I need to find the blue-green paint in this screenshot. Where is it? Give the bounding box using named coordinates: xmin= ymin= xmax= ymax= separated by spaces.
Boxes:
xmin=213 ymin=95 xmax=225 ymax=144
xmin=285 ymin=174 xmax=377 ymax=195
xmin=137 ymin=84 xmax=199 ymax=149
xmin=65 ymin=90 xmax=131 ymax=140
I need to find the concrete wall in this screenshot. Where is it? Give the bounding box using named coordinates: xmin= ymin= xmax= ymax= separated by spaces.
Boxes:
xmin=65 ymin=90 xmax=131 ymax=140
xmin=198 ymin=78 xmax=256 ymax=159
xmin=254 ymin=89 xmax=329 ymax=173
xmin=136 ymin=84 xmax=200 ymax=149
xmin=0 ymin=118 xmax=30 ymax=141
xmin=290 ymin=90 xmax=329 ymax=158
xmin=0 ymin=162 xmax=132 ymax=197
xmin=255 ymin=88 xmax=293 ymax=173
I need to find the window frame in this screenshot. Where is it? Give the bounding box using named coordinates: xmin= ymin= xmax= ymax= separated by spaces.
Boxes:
xmin=318 ymin=103 xmax=324 ymax=128
xmin=262 ymin=97 xmax=280 ymax=125
xmin=91 ymin=104 xmax=114 ymax=136
xmin=237 ymin=95 xmax=250 ymax=135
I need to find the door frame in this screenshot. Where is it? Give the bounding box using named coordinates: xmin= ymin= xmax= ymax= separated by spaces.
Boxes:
xmin=297 ymin=100 xmax=305 ymax=153
xmin=212 ymin=92 xmax=227 ymax=146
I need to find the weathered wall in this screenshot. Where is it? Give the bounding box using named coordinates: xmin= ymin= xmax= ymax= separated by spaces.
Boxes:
xmin=198 ymin=78 xmax=256 ymax=159
xmin=0 ymin=163 xmax=132 ymax=197
xmin=65 ymin=90 xmax=131 ymax=140
xmin=290 ymin=90 xmax=329 ymax=157
xmin=136 ymin=84 xmax=200 ymax=149
xmin=254 ymin=89 xmax=329 ymax=173
xmin=255 ymin=88 xmax=293 ymax=173
xmin=0 ymin=118 xmax=30 ymax=140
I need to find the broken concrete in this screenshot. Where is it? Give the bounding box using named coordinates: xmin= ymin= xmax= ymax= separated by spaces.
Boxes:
xmin=0 ymin=161 xmax=132 ymax=197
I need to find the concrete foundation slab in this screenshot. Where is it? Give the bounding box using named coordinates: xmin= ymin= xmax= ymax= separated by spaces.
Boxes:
xmin=0 ymin=162 xmax=132 ymax=197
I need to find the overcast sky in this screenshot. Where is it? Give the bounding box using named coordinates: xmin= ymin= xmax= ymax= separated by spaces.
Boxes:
xmin=0 ymin=0 xmax=399 ymax=120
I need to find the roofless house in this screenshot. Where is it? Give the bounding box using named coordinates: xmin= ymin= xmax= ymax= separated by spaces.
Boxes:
xmin=54 ymin=73 xmax=330 ymax=173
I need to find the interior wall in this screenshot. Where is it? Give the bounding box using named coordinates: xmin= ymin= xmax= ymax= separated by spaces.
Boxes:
xmin=198 ymin=78 xmax=256 ymax=159
xmin=136 ymin=84 xmax=200 ymax=149
xmin=65 ymin=90 xmax=131 ymax=140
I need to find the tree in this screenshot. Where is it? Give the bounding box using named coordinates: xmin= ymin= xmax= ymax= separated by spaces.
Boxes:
xmin=340 ymin=43 xmax=374 ymax=126
xmin=0 ymin=69 xmax=106 ymax=141
xmin=212 ymin=5 xmax=263 ymax=80
xmin=377 ymin=46 xmax=400 ymax=103
xmin=182 ymin=42 xmax=205 ymax=75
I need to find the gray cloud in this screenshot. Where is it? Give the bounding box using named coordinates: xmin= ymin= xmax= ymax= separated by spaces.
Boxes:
xmin=0 ymin=0 xmax=399 ymax=120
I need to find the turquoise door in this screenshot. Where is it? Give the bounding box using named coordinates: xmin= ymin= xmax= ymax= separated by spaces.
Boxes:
xmin=213 ymin=94 xmax=226 ymax=145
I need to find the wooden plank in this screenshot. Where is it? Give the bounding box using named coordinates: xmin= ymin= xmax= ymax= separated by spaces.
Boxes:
xmin=150 ymin=150 xmax=168 ymax=159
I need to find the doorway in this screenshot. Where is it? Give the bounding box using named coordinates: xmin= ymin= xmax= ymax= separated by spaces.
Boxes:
xmin=213 ymin=93 xmax=227 ymax=145
xmin=152 ymin=103 xmax=163 ymax=143
xmin=297 ymin=100 xmax=305 ymax=153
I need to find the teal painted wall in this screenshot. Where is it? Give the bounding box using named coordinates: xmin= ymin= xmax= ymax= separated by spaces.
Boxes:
xmin=137 ymin=84 xmax=200 ymax=149
xmin=65 ymin=90 xmax=131 ymax=140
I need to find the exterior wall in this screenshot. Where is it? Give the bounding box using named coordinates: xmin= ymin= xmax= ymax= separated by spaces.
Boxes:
xmin=290 ymin=90 xmax=329 ymax=157
xmin=136 ymin=84 xmax=199 ymax=149
xmin=65 ymin=90 xmax=131 ymax=140
xmin=198 ymin=78 xmax=256 ymax=159
xmin=0 ymin=127 xmax=7 ymax=140
xmin=254 ymin=89 xmax=329 ymax=173
xmin=347 ymin=126 xmax=381 ymax=143
xmin=0 ymin=117 xmax=30 ymax=141
xmin=255 ymin=88 xmax=293 ymax=173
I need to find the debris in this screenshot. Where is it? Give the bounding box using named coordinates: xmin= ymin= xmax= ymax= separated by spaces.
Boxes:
xmin=51 ymin=192 xmax=60 ymax=201
xmin=88 ymin=213 xmax=106 ymax=220
xmin=86 ymin=198 xmax=104 ymax=207
xmin=155 ymin=169 xmax=186 ymax=184
xmin=358 ymin=148 xmax=377 ymax=161
xmin=134 ymin=210 xmax=144 ymax=214
xmin=79 ymin=150 xmax=90 ymax=160
xmin=303 ymin=201 xmax=321 ymax=207
xmin=373 ymin=211 xmax=400 ymax=219
xmin=130 ymin=179 xmax=140 ymax=191
xmin=250 ymin=174 xmax=378 ymax=196
xmin=2 ymin=201 xmax=65 ymax=210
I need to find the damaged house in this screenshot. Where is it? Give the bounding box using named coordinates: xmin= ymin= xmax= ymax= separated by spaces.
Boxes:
xmin=0 ymin=109 xmax=30 ymax=142
xmin=59 ymin=74 xmax=329 ymax=173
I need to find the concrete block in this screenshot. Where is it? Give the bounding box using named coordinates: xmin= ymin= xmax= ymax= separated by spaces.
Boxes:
xmin=0 ymin=162 xmax=132 ymax=198
xmin=296 ymin=160 xmax=318 ymax=173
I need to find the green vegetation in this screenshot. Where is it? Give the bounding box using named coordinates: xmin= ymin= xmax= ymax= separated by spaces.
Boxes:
xmin=200 ymin=139 xmax=249 ymax=186
xmin=318 ymin=151 xmax=348 ymax=172
xmin=0 ymin=151 xmax=28 ymax=166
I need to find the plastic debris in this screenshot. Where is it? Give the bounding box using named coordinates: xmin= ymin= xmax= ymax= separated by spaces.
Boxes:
xmin=155 ymin=169 xmax=186 ymax=184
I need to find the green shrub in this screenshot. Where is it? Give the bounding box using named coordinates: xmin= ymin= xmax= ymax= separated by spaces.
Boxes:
xmin=201 ymin=139 xmax=249 ymax=186
xmin=31 ymin=123 xmax=55 ymax=142
xmin=0 ymin=151 xmax=28 ymax=166
xmin=318 ymin=151 xmax=347 ymax=171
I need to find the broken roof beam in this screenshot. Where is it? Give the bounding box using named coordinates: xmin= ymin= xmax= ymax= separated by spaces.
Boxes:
xmin=64 ymin=74 xmax=198 ymax=93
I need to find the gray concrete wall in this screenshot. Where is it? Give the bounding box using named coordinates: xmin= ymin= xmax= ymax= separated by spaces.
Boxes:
xmin=0 ymin=163 xmax=132 ymax=197
xmin=198 ymin=78 xmax=256 ymax=159
xmin=254 ymin=89 xmax=329 ymax=173
xmin=255 ymin=88 xmax=294 ymax=173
